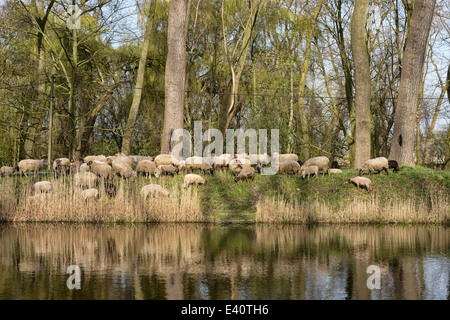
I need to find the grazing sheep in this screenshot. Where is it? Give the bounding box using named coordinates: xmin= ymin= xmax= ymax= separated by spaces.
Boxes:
xmin=359 ymin=157 xmax=389 ymax=176
xmin=297 ymin=160 xmax=304 ymax=167
xmin=388 ymin=160 xmax=399 ymax=173
xmin=249 ymin=153 xmax=270 ymax=166
xmin=278 ymin=160 xmax=301 ymax=175
xmin=112 ymin=159 xmax=137 ymax=181
xmin=74 ymin=172 xmax=98 ymax=189
xmin=301 ymin=165 xmax=319 ymax=180
xmin=300 ymin=156 xmax=330 ymax=177
xmin=228 ymin=159 xmax=243 ymax=176
xmin=31 ymin=181 xmax=53 ymax=194
xmin=328 ymin=168 xmax=343 ymax=175
xmin=157 ymin=164 xmax=179 ymax=176
xmin=278 ymin=153 xmax=299 ymax=162
xmin=177 ymin=160 xmax=187 ymax=174
xmin=103 ymin=182 xmax=117 ymax=198
xmin=183 ymin=174 xmax=207 ymax=189
xmin=114 ymin=156 xmax=138 ymax=170
xmin=81 ymin=188 xmax=99 ymax=203
xmin=1 ymin=166 xmax=17 ymax=177
xmin=347 ymin=176 xmax=373 ymax=193
xmin=234 ymin=167 xmax=255 ymax=183
xmin=83 ymin=155 xmax=107 ymax=164
xmin=88 ymin=160 xmax=113 ymax=180
xmin=52 ymin=158 xmax=70 ymax=170
xmin=140 ymin=184 xmax=170 ymax=200
xmin=18 ymin=159 xmax=48 ymax=177
xmin=212 ymin=154 xmax=232 ymax=173
xmin=154 ymin=154 xmax=179 ymax=167
xmin=185 ymin=156 xmax=214 ymax=175
xmin=136 ymin=160 xmax=159 ymax=178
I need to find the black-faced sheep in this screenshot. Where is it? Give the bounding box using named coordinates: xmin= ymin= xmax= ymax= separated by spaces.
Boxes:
xmin=359 ymin=157 xmax=389 ymax=176
xmin=388 ymin=160 xmax=399 ymax=173
xmin=183 ymin=174 xmax=207 ymax=189
xmin=18 ymin=159 xmax=48 ymax=177
xmin=1 ymin=166 xmax=17 ymax=177
xmin=140 ymin=184 xmax=170 ymax=200
xmin=300 ymin=165 xmax=318 ymax=179
xmin=52 ymin=158 xmax=70 ymax=171
xmin=347 ymin=176 xmax=373 ymax=193
xmin=234 ymin=167 xmax=255 ymax=183
xmin=88 ymin=160 xmax=113 ymax=180
xmin=300 ymin=156 xmax=330 ymax=177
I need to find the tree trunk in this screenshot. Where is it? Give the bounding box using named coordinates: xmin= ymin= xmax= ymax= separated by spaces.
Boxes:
xmin=161 ymin=0 xmax=189 ymax=155
xmin=351 ymin=0 xmax=371 ymax=169
xmin=121 ymin=0 xmax=156 ymax=155
xmin=389 ymin=0 xmax=435 ymax=166
xmin=445 ymin=65 xmax=450 ymax=170
xmin=297 ymin=0 xmax=324 ymax=160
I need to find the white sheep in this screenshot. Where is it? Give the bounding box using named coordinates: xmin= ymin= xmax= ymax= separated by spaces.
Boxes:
xmin=185 ymin=156 xmax=214 ymax=175
xmin=301 ymin=165 xmax=319 ymax=180
xmin=81 ymin=188 xmax=99 ymax=203
xmin=1 ymin=166 xmax=16 ymax=177
xmin=359 ymin=157 xmax=389 ymax=176
xmin=348 ymin=176 xmax=373 ymax=193
xmin=83 ymin=155 xmax=107 ymax=164
xmin=157 ymin=164 xmax=179 ymax=176
xmin=328 ymin=168 xmax=343 ymax=175
xmin=300 ymin=156 xmax=330 ymax=177
xmin=88 ymin=160 xmax=113 ymax=180
xmin=272 ymin=152 xmax=299 ymax=163
xmin=136 ymin=160 xmax=159 ymax=178
xmin=79 ymin=163 xmax=90 ymax=173
xmin=278 ymin=160 xmax=301 ymax=175
xmin=183 ymin=174 xmax=207 ymax=189
xmin=154 ymin=154 xmax=179 ymax=167
xmin=212 ymin=154 xmax=232 ymax=172
xmin=52 ymin=158 xmax=70 ymax=170
xmin=140 ymin=184 xmax=170 ymax=200
xmin=74 ymin=172 xmax=98 ymax=189
xmin=234 ymin=167 xmax=255 ymax=183
xmin=112 ymin=159 xmax=137 ymax=181
xmin=31 ymin=181 xmax=53 ymax=194
xmin=18 ymin=159 xmax=48 ymax=177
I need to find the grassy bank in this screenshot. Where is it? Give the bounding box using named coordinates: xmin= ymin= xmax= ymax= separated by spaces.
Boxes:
xmin=0 ymin=169 xmax=448 ymax=224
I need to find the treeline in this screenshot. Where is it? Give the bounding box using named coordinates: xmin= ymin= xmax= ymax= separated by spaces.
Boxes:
xmin=0 ymin=0 xmax=449 ymax=168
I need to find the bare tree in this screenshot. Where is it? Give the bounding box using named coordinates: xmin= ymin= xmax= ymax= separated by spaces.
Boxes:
xmin=121 ymin=0 xmax=157 ymax=155
xmin=389 ymin=0 xmax=436 ymax=166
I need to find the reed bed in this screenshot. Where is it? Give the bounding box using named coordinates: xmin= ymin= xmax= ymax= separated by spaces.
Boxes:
xmin=256 ymin=193 xmax=449 ymax=224
xmin=0 ymin=176 xmax=208 ymax=223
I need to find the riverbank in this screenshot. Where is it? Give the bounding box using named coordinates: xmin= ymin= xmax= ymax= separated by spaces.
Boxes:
xmin=0 ymin=169 xmax=448 ymax=224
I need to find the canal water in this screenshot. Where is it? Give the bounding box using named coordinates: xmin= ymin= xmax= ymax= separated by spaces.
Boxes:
xmin=0 ymin=223 xmax=448 ymax=300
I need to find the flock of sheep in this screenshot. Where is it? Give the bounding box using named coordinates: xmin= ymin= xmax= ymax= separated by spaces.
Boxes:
xmin=0 ymin=152 xmax=400 ymax=203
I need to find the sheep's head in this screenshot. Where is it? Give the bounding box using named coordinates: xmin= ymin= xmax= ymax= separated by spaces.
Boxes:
xmin=234 ymin=176 xmax=239 ymax=182
xmin=358 ymin=169 xmax=363 ymax=176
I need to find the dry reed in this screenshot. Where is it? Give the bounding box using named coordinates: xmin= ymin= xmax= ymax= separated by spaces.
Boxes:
xmin=0 ymin=176 xmax=208 ymax=223
xmin=256 ymin=193 xmax=449 ymax=224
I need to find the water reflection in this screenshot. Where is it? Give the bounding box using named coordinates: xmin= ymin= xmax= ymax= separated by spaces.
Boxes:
xmin=0 ymin=223 xmax=448 ymax=300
